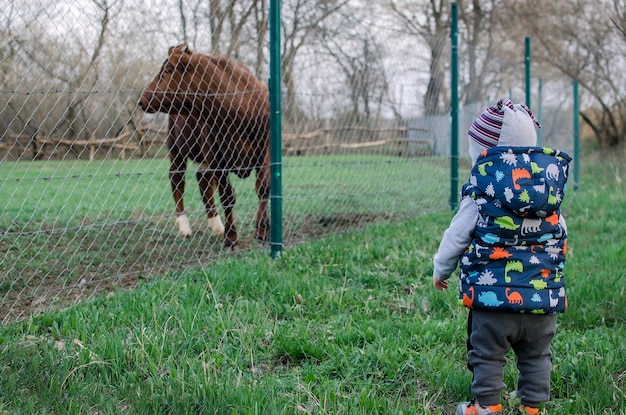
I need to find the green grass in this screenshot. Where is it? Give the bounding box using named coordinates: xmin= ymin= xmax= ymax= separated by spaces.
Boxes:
xmin=0 ymin=155 xmax=624 ymax=414
xmin=0 ymin=154 xmax=449 ymax=231
xmin=0 ymin=158 xmax=171 ymax=229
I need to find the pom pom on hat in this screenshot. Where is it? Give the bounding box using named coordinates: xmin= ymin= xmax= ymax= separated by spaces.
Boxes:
xmin=468 ymin=97 xmax=541 ymax=164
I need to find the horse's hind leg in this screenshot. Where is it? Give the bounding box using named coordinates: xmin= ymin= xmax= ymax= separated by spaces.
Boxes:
xmin=216 ymin=172 xmax=237 ymax=248
xmin=254 ymin=161 xmax=270 ymax=243
xmin=170 ymin=158 xmax=192 ymax=237
xmin=169 ymin=114 xmax=193 ymax=237
xmin=196 ymin=168 xmax=224 ymax=236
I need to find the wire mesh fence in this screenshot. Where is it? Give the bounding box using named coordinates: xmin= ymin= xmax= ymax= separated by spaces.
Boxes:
xmin=0 ymin=1 xmax=447 ymax=323
xmin=0 ymin=1 xmax=575 ymax=324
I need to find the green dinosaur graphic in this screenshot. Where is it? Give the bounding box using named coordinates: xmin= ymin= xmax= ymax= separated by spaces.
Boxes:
xmin=494 ymin=216 xmax=520 ymax=231
xmin=478 ymin=161 xmax=494 ymax=176
xmin=530 ymin=162 xmax=544 ymax=174
xmin=505 ymin=260 xmax=523 ymax=283
xmin=554 ymin=268 xmax=563 ymax=282
xmin=548 ymin=186 xmax=558 ymax=205
xmin=529 ymin=279 xmax=548 ymax=290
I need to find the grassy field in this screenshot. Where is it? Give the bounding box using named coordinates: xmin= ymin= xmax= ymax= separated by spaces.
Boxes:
xmin=0 ymin=155 xmax=449 ymax=231
xmin=0 ymin=154 xmax=448 ymax=322
xmin=0 ymin=154 xmax=624 ymax=414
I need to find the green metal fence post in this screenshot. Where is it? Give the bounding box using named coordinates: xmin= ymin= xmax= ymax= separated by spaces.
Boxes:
xmin=269 ymin=0 xmax=283 ymax=258
xmin=525 ymin=36 xmax=531 ymax=108
xmin=537 ymin=78 xmax=543 ymax=146
xmin=573 ymin=78 xmax=580 ymax=191
xmin=450 ymin=2 xmax=459 ymax=211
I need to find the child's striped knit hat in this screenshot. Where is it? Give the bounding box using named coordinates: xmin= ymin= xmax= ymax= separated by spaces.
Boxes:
xmin=468 ymin=97 xmax=541 ymax=164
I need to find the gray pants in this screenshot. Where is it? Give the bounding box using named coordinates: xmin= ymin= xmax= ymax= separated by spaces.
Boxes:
xmin=466 ymin=309 xmax=557 ymax=407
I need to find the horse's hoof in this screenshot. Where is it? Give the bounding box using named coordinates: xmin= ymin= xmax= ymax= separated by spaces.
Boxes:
xmin=208 ymin=215 xmax=225 ymax=236
xmin=253 ymin=233 xmax=269 ymax=244
xmin=223 ymin=236 xmax=238 ymax=249
xmin=176 ymin=215 xmax=193 ymax=237
xmin=224 ymin=241 xmax=239 ymax=251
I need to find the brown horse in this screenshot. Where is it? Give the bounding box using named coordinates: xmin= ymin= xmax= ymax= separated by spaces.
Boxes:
xmin=138 ymin=44 xmax=270 ymax=247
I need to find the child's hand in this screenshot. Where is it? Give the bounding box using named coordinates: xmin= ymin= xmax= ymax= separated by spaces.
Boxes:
xmin=433 ymin=276 xmax=448 ymax=290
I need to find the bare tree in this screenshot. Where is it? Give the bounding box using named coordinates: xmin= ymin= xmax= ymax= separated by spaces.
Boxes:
xmin=172 ymin=0 xmax=267 ymax=75
xmin=57 ymin=0 xmax=122 ymax=141
xmin=280 ymin=0 xmax=349 ymax=124
xmin=177 ymin=0 xmax=188 ymax=43
xmin=322 ymin=34 xmax=390 ymax=123
xmin=1 ymin=0 xmax=123 ymax=146
xmin=252 ymin=0 xmax=269 ymax=76
xmin=389 ymin=0 xmax=450 ymax=115
xmin=390 ymin=0 xmax=529 ymax=110
xmin=505 ymin=0 xmax=626 ymax=148
xmin=1 ymin=0 xmax=60 ymax=137
xmin=456 ymin=0 xmax=498 ymax=105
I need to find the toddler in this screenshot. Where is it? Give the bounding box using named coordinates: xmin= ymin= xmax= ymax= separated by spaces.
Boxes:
xmin=433 ymin=98 xmax=571 ymax=415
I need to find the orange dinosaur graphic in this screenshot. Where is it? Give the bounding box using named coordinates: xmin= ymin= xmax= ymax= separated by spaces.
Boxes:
xmin=512 ymin=168 xmax=531 ymax=190
xmin=545 ymin=212 xmax=559 ymax=226
xmin=505 ymin=287 xmax=523 ymax=305
xmin=540 ymin=269 xmax=551 ymax=279
xmin=489 ymin=247 xmax=512 ymax=260
xmin=462 ymin=286 xmax=475 ymax=309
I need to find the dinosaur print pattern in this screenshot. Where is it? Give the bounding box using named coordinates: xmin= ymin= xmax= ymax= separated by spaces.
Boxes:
xmin=459 ymin=146 xmax=571 ymax=314
xmin=520 ymin=218 xmax=542 ymax=235
xmin=479 ymin=291 xmax=504 ymax=307
xmin=512 ymin=168 xmax=531 ymax=190
xmin=504 ymin=261 xmax=523 ymax=283
xmin=476 ymin=270 xmax=497 ymax=285
xmin=506 ymin=287 xmax=524 ymax=305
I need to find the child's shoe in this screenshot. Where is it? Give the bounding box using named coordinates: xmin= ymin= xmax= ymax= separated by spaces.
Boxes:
xmin=456 ymin=400 xmax=502 ymax=415
xmin=519 ymin=405 xmax=546 ymax=414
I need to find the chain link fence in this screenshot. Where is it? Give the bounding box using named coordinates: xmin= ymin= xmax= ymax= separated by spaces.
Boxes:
xmin=0 ymin=1 xmax=575 ymax=323
xmin=0 ymin=1 xmax=450 ymax=323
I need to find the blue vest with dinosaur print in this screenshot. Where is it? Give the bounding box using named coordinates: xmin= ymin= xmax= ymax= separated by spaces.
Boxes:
xmin=459 ymin=146 xmax=571 ymax=314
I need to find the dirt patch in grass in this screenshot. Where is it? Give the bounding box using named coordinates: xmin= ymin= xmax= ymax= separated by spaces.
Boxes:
xmin=1 ymin=212 xmax=399 ymax=324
